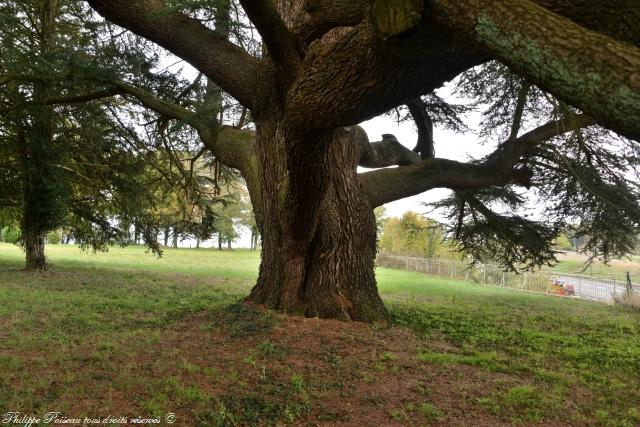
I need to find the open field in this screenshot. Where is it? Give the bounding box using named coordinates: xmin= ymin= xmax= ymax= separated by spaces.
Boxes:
xmin=0 ymin=243 xmax=639 ymax=426
xmin=551 ymin=252 xmax=640 ymax=275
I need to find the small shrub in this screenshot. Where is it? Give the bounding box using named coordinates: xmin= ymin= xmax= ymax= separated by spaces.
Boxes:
xmin=47 ymin=229 xmax=63 ymax=244
xmin=1 ymin=226 xmax=21 ymax=244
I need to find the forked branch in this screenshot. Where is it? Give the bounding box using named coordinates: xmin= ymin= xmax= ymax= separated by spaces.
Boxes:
xmin=361 ymin=114 xmax=596 ymax=207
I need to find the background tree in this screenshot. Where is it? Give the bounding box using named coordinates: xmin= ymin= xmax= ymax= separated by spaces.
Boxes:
xmin=379 ymin=212 xmax=449 ymax=259
xmin=0 ymin=0 xmax=235 ymax=267
xmin=57 ymin=0 xmax=640 ymax=321
xmin=0 ymin=0 xmax=71 ymax=269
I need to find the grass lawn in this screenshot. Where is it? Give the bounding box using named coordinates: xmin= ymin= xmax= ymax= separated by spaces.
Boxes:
xmin=0 ymin=243 xmax=639 ymax=426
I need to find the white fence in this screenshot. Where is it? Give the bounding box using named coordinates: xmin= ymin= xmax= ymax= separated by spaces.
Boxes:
xmin=376 ymin=253 xmax=640 ymax=302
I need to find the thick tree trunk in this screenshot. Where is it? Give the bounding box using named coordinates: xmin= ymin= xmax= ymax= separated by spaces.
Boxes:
xmin=163 ymin=226 xmax=170 ymax=247
xmin=23 ymin=225 xmax=46 ymax=271
xmin=133 ymin=223 xmax=140 ymax=244
xmin=246 ymin=118 xmax=388 ymax=322
xmin=171 ymin=226 xmax=178 ymax=248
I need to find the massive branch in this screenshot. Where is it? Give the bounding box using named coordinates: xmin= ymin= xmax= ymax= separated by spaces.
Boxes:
xmin=86 ymin=0 xmax=258 ymax=109
xmin=284 ymin=0 xmax=640 ymax=140
xmin=361 ymin=114 xmax=596 ymax=207
xmin=284 ymin=20 xmax=485 ymax=138
xmin=293 ymin=0 xmax=367 ymax=44
xmin=430 ymin=0 xmax=640 ymax=142
xmin=54 ymin=77 xmax=259 ymax=179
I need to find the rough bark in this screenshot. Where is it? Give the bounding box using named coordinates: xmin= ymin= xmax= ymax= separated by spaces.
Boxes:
xmin=24 ymin=228 xmax=46 ymax=271
xmin=247 ymin=123 xmax=387 ymax=321
xmin=430 ymin=0 xmax=640 ymax=142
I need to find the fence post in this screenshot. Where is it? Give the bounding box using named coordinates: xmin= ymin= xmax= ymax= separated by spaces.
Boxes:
xmin=627 ymin=271 xmax=633 ymax=296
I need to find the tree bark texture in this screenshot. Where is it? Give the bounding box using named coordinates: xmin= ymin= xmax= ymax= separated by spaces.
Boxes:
xmin=430 ymin=0 xmax=640 ymax=142
xmin=23 ymin=227 xmax=46 ymax=271
xmin=247 ymin=118 xmax=387 ymax=321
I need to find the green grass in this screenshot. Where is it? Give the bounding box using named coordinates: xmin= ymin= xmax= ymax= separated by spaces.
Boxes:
xmin=0 ymin=242 xmax=260 ymax=279
xmin=379 ymin=269 xmax=640 ymax=424
xmin=0 ymin=243 xmax=639 ymax=425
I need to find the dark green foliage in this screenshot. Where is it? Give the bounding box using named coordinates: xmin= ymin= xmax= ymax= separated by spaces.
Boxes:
xmin=432 ymin=188 xmax=559 ymax=270
xmin=0 ymin=0 xmax=236 ymax=260
xmin=1 ymin=226 xmax=21 ymax=244
xmin=429 ymin=61 xmax=640 ymax=270
xmin=529 ymin=129 xmax=640 ymax=263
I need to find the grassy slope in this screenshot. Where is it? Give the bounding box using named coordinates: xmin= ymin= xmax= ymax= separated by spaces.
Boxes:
xmin=0 ymin=243 xmax=639 ymax=426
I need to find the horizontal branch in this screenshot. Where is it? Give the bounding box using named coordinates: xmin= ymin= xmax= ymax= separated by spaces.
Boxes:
xmin=431 ymin=0 xmax=640 ymax=142
xmin=55 ymin=77 xmax=260 ymax=181
xmin=87 ymin=0 xmax=258 ymax=109
xmin=284 ymin=17 xmax=486 ymax=139
xmin=198 ymin=127 xmax=256 ymax=173
xmin=113 ymin=82 xmax=258 ymax=181
xmin=285 ymin=0 xmax=639 ymax=140
xmin=293 ymin=0 xmax=367 ymax=44
xmin=108 ymin=81 xmax=205 ymax=129
xmin=361 ymin=114 xmax=595 ymax=207
xmin=45 ymin=87 xmax=125 ymax=104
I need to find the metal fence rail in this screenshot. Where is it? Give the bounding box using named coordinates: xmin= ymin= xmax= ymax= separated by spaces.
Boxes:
xmin=376 ymin=253 xmax=640 ymax=302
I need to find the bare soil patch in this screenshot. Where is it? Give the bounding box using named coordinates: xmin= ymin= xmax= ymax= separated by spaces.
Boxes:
xmin=7 ymin=304 xmax=589 ymax=426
